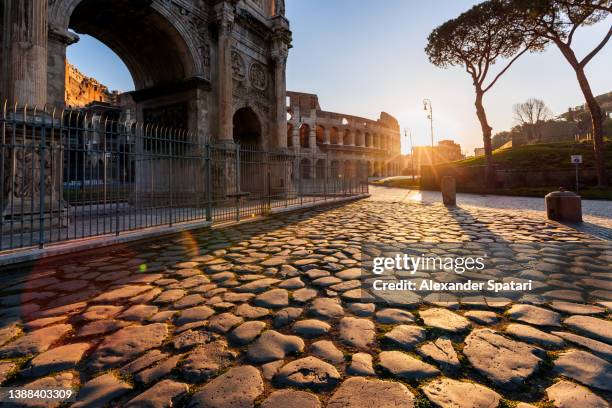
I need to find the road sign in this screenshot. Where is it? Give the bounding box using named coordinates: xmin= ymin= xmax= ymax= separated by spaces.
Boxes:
xmin=571 ymin=155 xmax=582 ymax=193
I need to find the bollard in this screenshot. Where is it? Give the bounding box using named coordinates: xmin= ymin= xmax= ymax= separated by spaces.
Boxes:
xmin=545 ymin=188 xmax=582 ymax=223
xmin=441 ymin=176 xmax=456 ymax=206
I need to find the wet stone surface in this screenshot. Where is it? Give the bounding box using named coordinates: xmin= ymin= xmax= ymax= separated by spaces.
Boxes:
xmin=0 ymin=189 xmax=610 ymax=407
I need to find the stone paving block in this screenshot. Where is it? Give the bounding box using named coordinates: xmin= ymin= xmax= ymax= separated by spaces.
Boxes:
xmin=327 ymin=376 xmax=415 ymax=408
xmin=124 ymin=379 xmax=190 ymax=408
xmin=463 ymin=329 xmax=543 ymax=390
xmin=72 ymin=373 xmax=131 ymax=408
xmin=0 ymin=324 xmax=72 ymax=358
xmin=188 ymin=365 xmax=263 ymax=408
xmin=89 ymin=323 xmax=168 ymax=370
xmin=22 ymin=343 xmax=89 ymax=377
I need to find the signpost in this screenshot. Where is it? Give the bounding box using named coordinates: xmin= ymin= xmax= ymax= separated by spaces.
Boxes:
xmin=571 ymin=155 xmax=582 ymax=194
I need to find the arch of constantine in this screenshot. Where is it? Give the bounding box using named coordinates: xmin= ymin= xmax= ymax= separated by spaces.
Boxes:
xmin=0 ymin=0 xmax=291 ymax=148
xmin=0 ymin=0 xmax=400 ymax=249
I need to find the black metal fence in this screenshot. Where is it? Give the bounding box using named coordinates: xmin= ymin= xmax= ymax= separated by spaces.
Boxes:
xmin=0 ymin=104 xmax=368 ymax=251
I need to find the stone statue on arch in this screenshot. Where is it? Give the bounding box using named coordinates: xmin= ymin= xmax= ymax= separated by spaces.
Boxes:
xmin=275 ymin=0 xmax=285 ymax=16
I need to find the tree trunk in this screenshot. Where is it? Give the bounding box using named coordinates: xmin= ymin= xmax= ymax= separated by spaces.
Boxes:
xmin=574 ymin=65 xmax=607 ymax=187
xmin=557 ymin=43 xmax=607 ymax=187
xmin=475 ymin=90 xmax=495 ymax=188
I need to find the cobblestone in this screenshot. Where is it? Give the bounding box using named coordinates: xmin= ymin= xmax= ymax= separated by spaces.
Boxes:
xmin=0 ymin=188 xmax=609 ymax=406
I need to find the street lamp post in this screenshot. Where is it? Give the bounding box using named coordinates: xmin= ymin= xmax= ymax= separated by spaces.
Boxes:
xmin=423 ymin=99 xmax=434 ymax=165
xmin=404 ymin=129 xmax=414 ymax=179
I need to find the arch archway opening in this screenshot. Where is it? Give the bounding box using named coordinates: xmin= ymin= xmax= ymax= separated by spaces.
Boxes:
xmin=68 ymin=0 xmax=194 ymax=91
xmin=57 ymin=0 xmax=199 ymax=129
xmin=300 ymin=158 xmax=312 ymax=180
xmin=299 ymin=124 xmax=310 ymax=148
xmin=316 ymin=125 xmax=325 ymax=145
xmin=330 ymin=127 xmax=339 ymax=145
xmin=287 ymin=124 xmax=294 ymax=147
xmin=343 ymin=129 xmax=351 ymax=145
xmin=316 ymin=159 xmax=326 ymax=180
xmin=233 ymin=107 xmax=262 ymax=146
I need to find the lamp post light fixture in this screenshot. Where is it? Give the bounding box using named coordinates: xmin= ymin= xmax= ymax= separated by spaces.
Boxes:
xmin=423 ymin=99 xmax=434 ymax=149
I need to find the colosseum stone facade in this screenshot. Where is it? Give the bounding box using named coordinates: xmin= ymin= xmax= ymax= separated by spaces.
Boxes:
xmin=287 ymin=91 xmax=402 ymax=178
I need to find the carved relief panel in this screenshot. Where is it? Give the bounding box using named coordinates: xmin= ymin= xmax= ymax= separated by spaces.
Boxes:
xmin=231 ymin=51 xmax=247 ymax=81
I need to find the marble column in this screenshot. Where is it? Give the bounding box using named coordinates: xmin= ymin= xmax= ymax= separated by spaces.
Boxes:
xmin=216 ymin=3 xmax=234 ymax=143
xmin=1 ymin=0 xmax=48 ymax=106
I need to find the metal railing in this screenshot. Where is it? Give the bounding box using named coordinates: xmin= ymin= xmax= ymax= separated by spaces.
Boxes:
xmin=0 ymin=103 xmax=368 ymax=251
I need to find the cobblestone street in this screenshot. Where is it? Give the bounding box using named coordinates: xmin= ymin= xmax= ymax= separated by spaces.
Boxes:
xmin=0 ymin=188 xmax=610 ymax=407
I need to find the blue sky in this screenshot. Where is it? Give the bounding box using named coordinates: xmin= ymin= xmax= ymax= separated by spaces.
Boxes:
xmin=67 ymin=0 xmax=612 ymax=154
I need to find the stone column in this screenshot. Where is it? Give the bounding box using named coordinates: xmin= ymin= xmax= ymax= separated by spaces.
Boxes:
xmin=1 ymin=1 xmax=69 ymax=228
xmin=273 ymin=55 xmax=288 ymax=148
xmin=216 ymin=3 xmax=235 ymax=143
xmin=291 ymin=125 xmax=299 ymax=151
xmin=323 ymin=128 xmax=330 ymax=144
xmin=348 ymin=130 xmax=355 ymax=146
xmin=47 ymin=27 xmax=79 ymax=108
xmin=308 ymin=125 xmax=316 ymax=150
xmin=1 ymin=0 xmax=48 ymax=106
xmin=271 ymin=18 xmax=290 ymax=149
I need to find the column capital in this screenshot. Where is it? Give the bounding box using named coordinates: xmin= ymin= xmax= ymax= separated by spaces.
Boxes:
xmin=271 ymin=45 xmax=289 ymax=66
xmin=215 ymin=2 xmax=235 ymax=36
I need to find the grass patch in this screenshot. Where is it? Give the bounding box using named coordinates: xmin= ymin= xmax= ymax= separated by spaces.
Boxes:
xmin=454 ymin=141 xmax=612 ymax=171
xmin=413 ymin=395 xmax=435 ymax=408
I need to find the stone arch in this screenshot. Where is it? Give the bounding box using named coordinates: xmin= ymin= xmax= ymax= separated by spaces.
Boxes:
xmin=330 ymin=160 xmax=340 ymax=178
xmin=330 ymin=127 xmax=340 ymax=145
xmin=233 ymin=107 xmax=262 ymax=146
xmin=54 ymin=0 xmax=199 ymax=91
xmin=358 ymin=160 xmax=368 ymax=179
xmin=343 ymin=129 xmax=352 ymax=145
xmin=287 ymin=123 xmax=293 ymax=147
xmin=374 ymin=162 xmax=381 ymax=177
xmin=316 ymin=125 xmax=325 ymax=145
xmin=299 ymin=124 xmax=310 ymax=148
xmin=315 ymin=159 xmax=326 ymax=180
xmin=354 ymin=130 xmax=363 ymax=147
xmin=365 ymin=133 xmax=372 ymax=148
xmin=343 ymin=160 xmax=354 ymax=178
xmin=300 ymin=158 xmax=311 ymax=179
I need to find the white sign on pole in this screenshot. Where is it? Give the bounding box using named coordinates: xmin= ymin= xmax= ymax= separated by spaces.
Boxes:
xmin=570 ymin=155 xmax=583 ymax=164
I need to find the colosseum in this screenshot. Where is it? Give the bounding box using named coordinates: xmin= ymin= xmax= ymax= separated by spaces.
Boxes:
xmin=287 ymin=91 xmax=402 ymax=179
